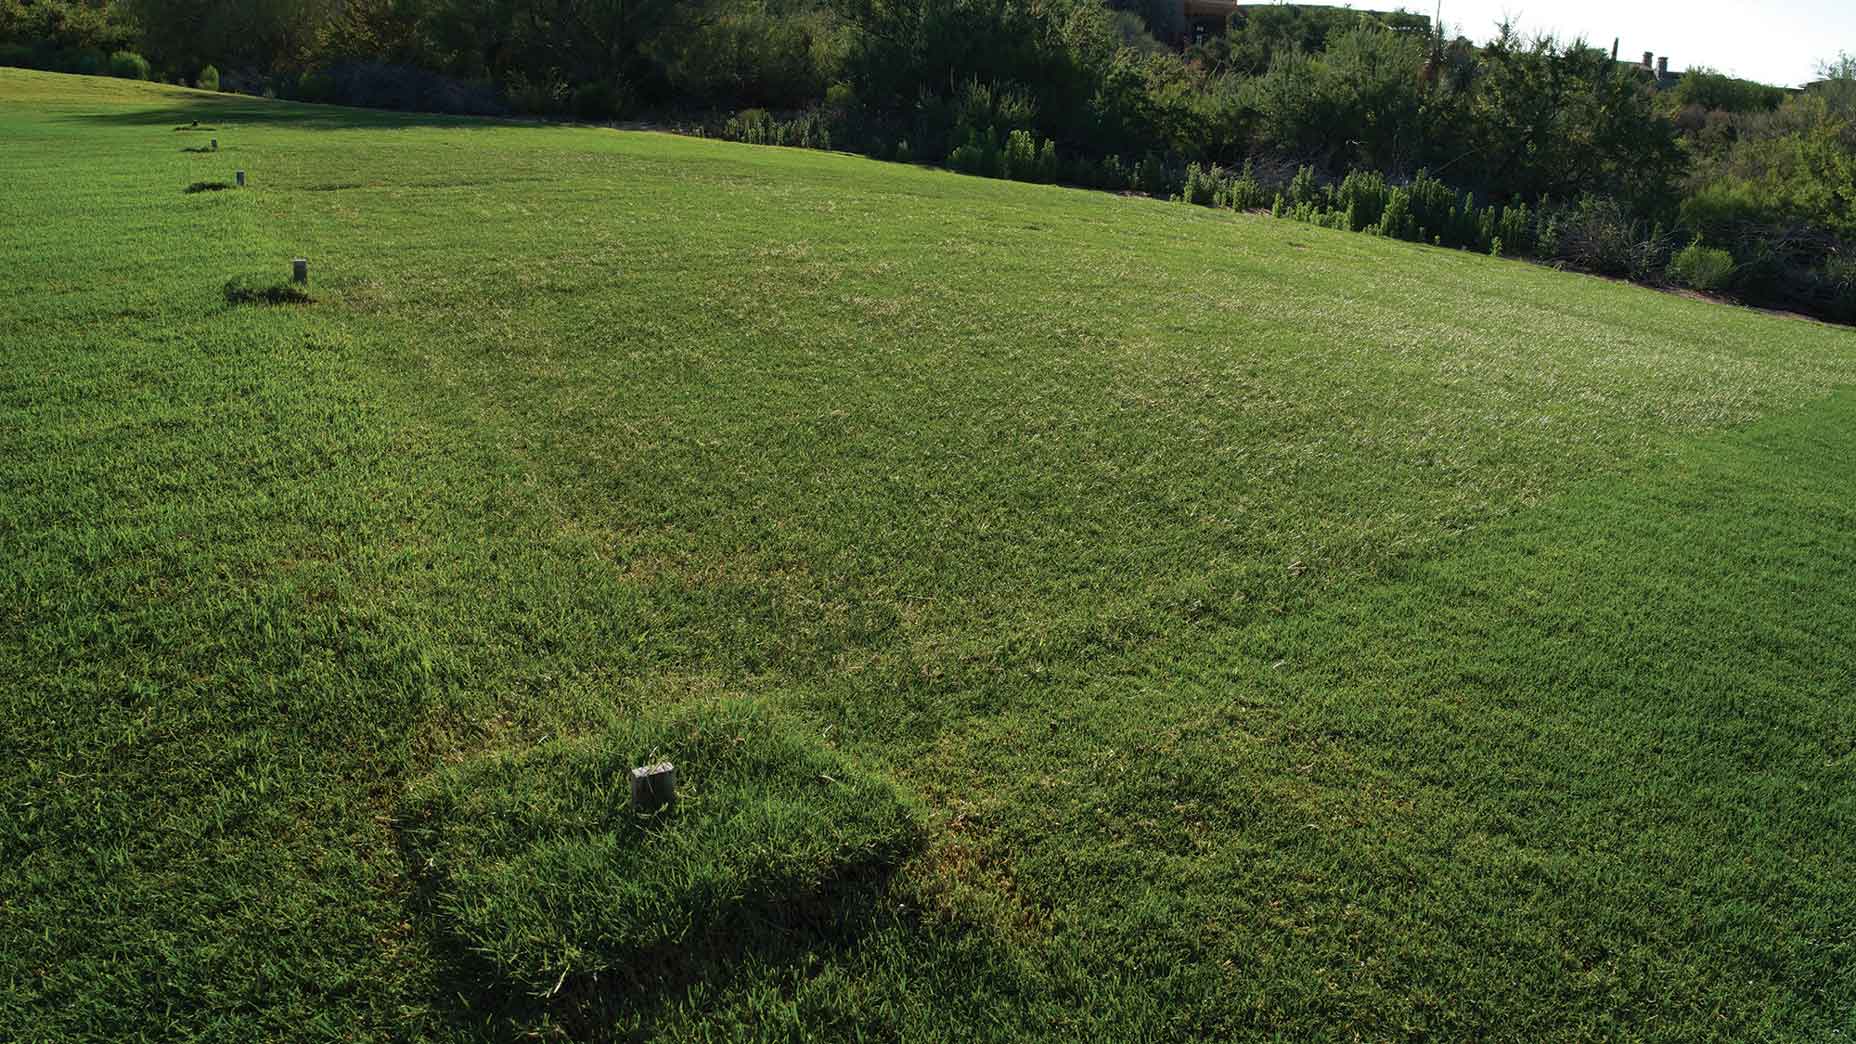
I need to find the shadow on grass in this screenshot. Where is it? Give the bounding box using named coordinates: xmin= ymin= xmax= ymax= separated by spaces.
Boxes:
xmin=68 ymin=96 xmax=540 ymax=133
xmin=404 ymin=855 xmax=913 ymax=1041
xmin=223 ymin=278 xmax=312 ymax=306
xmin=391 ymin=700 xmax=939 ymax=1040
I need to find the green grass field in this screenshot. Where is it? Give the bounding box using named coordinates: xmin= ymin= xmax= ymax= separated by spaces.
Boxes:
xmin=3 ymin=68 xmax=1854 ymax=1042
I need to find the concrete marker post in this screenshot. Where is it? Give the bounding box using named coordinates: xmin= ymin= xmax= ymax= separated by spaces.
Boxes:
xmin=235 ymin=170 xmax=246 ymax=188
xmin=291 ymin=258 xmax=308 ymax=284
xmin=631 ymin=762 xmax=676 ymax=813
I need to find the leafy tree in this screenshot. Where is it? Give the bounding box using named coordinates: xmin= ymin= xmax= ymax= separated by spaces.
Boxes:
xmin=1666 ymin=67 xmax=1786 ymax=114
xmin=128 ymin=0 xmax=337 ymax=72
xmin=1813 ymin=52 xmax=1856 ymax=117
xmin=1104 ymin=0 xmax=1180 ymax=43
xmin=1224 ymin=5 xmax=1369 ymax=76
xmin=1470 ymin=27 xmax=1682 ymax=211
xmin=649 ymin=4 xmax=842 ymax=109
xmin=0 ymin=0 xmax=139 ymax=56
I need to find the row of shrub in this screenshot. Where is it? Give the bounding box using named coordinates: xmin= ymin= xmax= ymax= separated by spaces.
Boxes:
xmin=0 ymin=42 xmax=225 ymax=89
xmin=1238 ymin=171 xmax=1851 ymax=319
xmin=290 ymin=62 xmax=506 ymax=116
xmin=1187 ymin=164 xmax=1539 ymax=257
xmin=7 ymin=0 xmax=1846 ymax=324
xmin=709 ymin=100 xmax=1172 ymax=194
xmin=705 ymin=102 xmax=1854 ymax=324
xmin=723 ymin=108 xmax=836 ymax=150
xmin=1 ymin=42 xmax=142 ymax=79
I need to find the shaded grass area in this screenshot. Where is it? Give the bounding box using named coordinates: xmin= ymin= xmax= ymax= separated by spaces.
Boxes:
xmin=222 ymin=276 xmax=312 ymax=305
xmin=2 ymin=68 xmax=1854 ymax=1040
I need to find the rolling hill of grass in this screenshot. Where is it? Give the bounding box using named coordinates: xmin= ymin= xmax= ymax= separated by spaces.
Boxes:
xmin=2 ymin=68 xmax=1853 ymax=1041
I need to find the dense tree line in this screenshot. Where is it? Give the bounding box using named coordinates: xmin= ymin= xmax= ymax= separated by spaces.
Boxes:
xmin=3 ymin=0 xmax=1851 ymax=320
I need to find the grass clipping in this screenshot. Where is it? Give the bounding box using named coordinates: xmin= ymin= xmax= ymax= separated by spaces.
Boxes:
xmin=402 ymin=700 xmax=923 ymax=997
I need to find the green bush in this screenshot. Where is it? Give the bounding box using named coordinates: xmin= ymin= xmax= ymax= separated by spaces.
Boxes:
xmin=1375 ymin=187 xmax=1415 ymax=240
xmin=0 ymin=43 xmax=34 ymax=69
xmin=401 ymin=700 xmax=923 ymax=996
xmin=1824 ymin=258 xmax=1856 ymax=321
xmin=1667 ymin=239 xmax=1737 ymax=291
xmin=196 ymin=64 xmax=220 ymax=91
xmin=725 ymin=108 xmax=772 ymax=144
xmin=1181 ymin=162 xmax=1216 ymax=206
xmin=1037 ymin=138 xmax=1058 ymax=182
xmin=1134 ymin=153 xmax=1168 ymax=196
xmin=570 ymin=80 xmax=627 ymax=120
xmin=296 ymin=69 xmax=335 ymax=103
xmin=948 ymin=138 xmax=998 ymax=178
xmin=1678 ymin=180 xmax=1777 ymax=240
xmin=69 ymin=48 xmax=105 ymax=76
xmin=1227 ymin=160 xmax=1267 ymax=211
xmin=1404 ymin=170 xmax=1467 ymax=245
xmin=1287 ymin=164 xmax=1319 ymax=207
xmin=823 ymin=81 xmax=857 ymax=114
xmin=1826 ymin=257 xmax=1856 ymax=291
xmin=720 ymin=107 xmax=834 ymax=150
xmin=108 ymin=51 xmax=150 ymax=81
xmin=1541 ymin=195 xmax=1673 ymax=279
xmin=1098 ymin=154 xmax=1130 ymax=191
xmin=1333 ymin=170 xmax=1390 ymax=232
xmin=1002 ymin=128 xmax=1040 ymax=182
xmin=504 ymin=71 xmax=565 ymax=114
xmin=1494 ymin=201 xmax=1534 ymax=255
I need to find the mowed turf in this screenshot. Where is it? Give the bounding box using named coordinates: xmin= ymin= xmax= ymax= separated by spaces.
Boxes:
xmin=2 ymin=68 xmax=1853 ymax=1041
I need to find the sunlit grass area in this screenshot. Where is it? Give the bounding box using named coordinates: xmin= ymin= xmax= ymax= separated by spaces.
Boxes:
xmin=2 ymin=68 xmax=1852 ymax=1041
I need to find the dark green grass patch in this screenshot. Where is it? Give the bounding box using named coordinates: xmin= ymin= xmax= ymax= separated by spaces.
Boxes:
xmin=403 ymin=700 xmax=924 ymax=1000
xmin=184 ymin=179 xmax=230 ymax=193
xmin=222 ymin=277 xmax=312 ymax=305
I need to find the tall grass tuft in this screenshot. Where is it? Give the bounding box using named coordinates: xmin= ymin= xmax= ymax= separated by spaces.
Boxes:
xmin=401 ymin=700 xmax=924 ymax=998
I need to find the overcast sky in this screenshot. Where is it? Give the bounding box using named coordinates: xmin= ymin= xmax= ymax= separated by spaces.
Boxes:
xmin=1423 ymin=0 xmax=1854 ymax=87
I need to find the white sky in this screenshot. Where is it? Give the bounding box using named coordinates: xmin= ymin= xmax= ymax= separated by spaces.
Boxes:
xmin=1424 ymin=0 xmax=1855 ymax=86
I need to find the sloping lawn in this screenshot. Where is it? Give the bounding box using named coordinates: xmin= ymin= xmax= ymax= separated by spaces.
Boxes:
xmin=2 ymin=68 xmax=1852 ymax=1041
